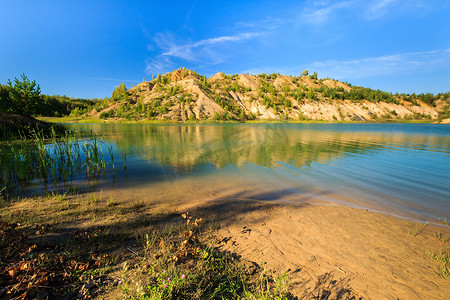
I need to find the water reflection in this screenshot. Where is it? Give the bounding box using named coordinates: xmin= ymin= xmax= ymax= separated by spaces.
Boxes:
xmin=58 ymin=123 xmax=450 ymax=219
xmin=79 ymin=123 xmax=448 ymax=171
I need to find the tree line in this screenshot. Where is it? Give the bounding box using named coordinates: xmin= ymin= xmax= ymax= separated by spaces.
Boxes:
xmin=0 ymin=74 xmax=97 ymax=117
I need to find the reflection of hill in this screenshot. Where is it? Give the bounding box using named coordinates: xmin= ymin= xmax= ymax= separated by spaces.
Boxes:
xmin=86 ymin=124 xmax=448 ymax=175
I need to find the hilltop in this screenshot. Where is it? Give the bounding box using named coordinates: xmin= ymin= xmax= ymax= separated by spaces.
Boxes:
xmin=79 ymin=68 xmax=448 ymax=122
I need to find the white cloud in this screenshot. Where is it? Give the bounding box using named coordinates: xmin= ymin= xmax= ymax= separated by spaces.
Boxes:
xmin=145 ymin=31 xmax=261 ymax=74
xmin=242 ymin=48 xmax=450 ymax=80
xmin=365 ymin=0 xmax=425 ymax=19
xmin=301 ymin=1 xmax=353 ymax=25
xmin=145 ymin=56 xmax=175 ymax=75
xmin=366 ymin=0 xmax=400 ymax=19
xmin=309 ymin=49 xmax=450 ymax=79
xmin=160 ymin=32 xmax=261 ymax=61
xmin=299 ymin=0 xmax=427 ymax=24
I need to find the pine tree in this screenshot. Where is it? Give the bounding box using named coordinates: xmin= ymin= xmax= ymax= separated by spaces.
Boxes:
xmin=7 ymin=73 xmax=42 ymax=116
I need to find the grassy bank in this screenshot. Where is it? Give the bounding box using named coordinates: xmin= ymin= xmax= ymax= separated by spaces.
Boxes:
xmin=0 ymin=192 xmax=292 ymax=299
xmin=38 ymin=115 xmax=439 ymax=125
xmin=0 ymin=112 xmax=67 ymax=140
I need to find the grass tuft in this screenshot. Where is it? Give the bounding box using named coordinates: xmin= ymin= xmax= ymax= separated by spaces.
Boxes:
xmin=426 ymin=247 xmax=450 ymax=278
xmin=410 ymin=220 xmax=429 ymax=237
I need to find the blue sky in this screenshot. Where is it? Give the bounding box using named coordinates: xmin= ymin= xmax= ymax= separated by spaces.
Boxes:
xmin=1 ymin=0 xmax=449 ymax=98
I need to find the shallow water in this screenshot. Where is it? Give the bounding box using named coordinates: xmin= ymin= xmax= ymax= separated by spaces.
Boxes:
xmin=59 ymin=123 xmax=450 ymax=220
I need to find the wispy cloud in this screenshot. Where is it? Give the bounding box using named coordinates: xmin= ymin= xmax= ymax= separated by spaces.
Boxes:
xmin=90 ymin=77 xmax=141 ymax=83
xmin=301 ymin=1 xmax=353 ymax=25
xmin=365 ymin=0 xmax=426 ymax=19
xmin=309 ymin=48 xmax=450 ymax=79
xmin=366 ymin=0 xmax=401 ymax=19
xmin=146 ymin=31 xmax=261 ymax=74
xmin=161 ymin=32 xmax=261 ymax=60
xmin=242 ymin=48 xmax=450 ymax=80
xmin=299 ymin=0 xmax=427 ymax=25
xmin=145 ymin=55 xmax=175 ymax=75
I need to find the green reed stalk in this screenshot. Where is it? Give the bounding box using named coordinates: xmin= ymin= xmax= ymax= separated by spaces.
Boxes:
xmin=0 ymin=132 xmax=113 ymax=196
xmin=108 ymin=145 xmax=115 ymax=173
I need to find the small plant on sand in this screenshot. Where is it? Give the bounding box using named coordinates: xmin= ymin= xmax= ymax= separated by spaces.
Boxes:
xmin=426 ymin=247 xmax=450 ymax=278
xmin=410 ymin=220 xmax=429 ymax=237
xmin=437 ymin=217 xmax=449 ymax=227
xmin=106 ymin=196 xmax=118 ymax=207
xmin=433 ymin=232 xmax=449 ymax=243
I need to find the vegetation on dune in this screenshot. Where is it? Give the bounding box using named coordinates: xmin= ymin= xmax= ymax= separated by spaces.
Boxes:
xmin=0 ymin=68 xmax=450 ymax=121
xmin=84 ymin=68 xmax=449 ymax=122
xmin=1 ymin=70 xmax=449 ymax=124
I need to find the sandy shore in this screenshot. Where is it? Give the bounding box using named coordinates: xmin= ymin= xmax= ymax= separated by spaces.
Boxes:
xmin=182 ymin=199 xmax=450 ymax=299
xmin=2 ymin=189 xmax=448 ymax=299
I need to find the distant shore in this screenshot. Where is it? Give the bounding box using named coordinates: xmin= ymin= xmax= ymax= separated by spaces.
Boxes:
xmin=37 ymin=115 xmax=443 ymax=125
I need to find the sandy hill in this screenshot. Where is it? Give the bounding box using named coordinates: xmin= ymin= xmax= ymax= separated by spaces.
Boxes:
xmin=89 ymin=68 xmax=446 ymax=122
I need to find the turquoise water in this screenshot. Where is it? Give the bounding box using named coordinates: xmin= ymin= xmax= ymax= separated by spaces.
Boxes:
xmin=68 ymin=123 xmax=450 ymax=220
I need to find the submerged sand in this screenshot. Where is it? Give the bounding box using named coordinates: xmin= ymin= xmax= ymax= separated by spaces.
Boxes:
xmin=181 ymin=199 xmax=450 ymax=299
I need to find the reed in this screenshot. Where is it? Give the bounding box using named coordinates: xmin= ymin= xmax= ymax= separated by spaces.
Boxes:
xmin=108 ymin=145 xmax=116 ymax=173
xmin=0 ymin=128 xmax=118 ymax=196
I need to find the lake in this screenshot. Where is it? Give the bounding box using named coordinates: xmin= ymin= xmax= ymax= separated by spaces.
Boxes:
xmin=48 ymin=123 xmax=450 ymax=221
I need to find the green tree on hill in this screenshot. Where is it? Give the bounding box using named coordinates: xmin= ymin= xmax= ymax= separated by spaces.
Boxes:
xmin=301 ymin=70 xmax=309 ymax=76
xmin=6 ymin=73 xmax=42 ymax=116
xmin=112 ymin=82 xmax=127 ymax=99
xmin=239 ymin=109 xmax=245 ymax=120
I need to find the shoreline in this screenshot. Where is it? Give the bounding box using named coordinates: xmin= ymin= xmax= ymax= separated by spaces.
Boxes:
xmin=37 ymin=116 xmax=441 ymax=125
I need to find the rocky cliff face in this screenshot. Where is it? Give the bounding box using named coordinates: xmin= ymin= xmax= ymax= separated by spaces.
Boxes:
xmin=92 ymin=69 xmax=444 ymax=122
